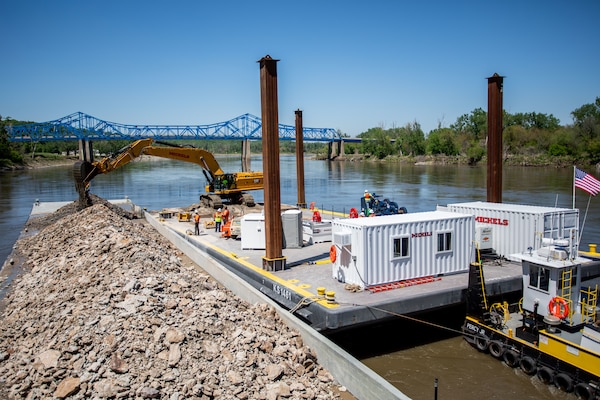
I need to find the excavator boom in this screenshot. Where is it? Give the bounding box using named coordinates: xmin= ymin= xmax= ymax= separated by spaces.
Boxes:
xmin=73 ymin=139 xmax=263 ymax=209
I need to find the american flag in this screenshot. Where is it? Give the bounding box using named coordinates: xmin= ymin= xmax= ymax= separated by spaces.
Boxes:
xmin=575 ymin=168 xmax=600 ymax=196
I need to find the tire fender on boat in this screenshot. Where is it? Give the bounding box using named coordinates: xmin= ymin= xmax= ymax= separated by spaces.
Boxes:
xmin=488 ymin=340 xmax=505 ymax=358
xmin=503 ymin=349 xmax=519 ymax=368
xmin=475 ymin=335 xmax=489 ymax=352
xmin=574 ymin=382 xmax=595 ymax=400
xmin=554 ymin=373 xmax=574 ymax=392
xmin=537 ymin=366 xmax=554 ymax=384
xmin=519 ymin=356 xmax=537 ymax=375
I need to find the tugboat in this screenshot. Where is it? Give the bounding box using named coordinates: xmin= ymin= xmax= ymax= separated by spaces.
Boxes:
xmin=463 ymin=238 xmax=600 ymax=399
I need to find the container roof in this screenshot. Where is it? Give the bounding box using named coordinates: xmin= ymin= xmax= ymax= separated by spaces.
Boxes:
xmin=332 ymin=210 xmax=473 ymax=227
xmin=447 ymin=201 xmax=574 ymax=213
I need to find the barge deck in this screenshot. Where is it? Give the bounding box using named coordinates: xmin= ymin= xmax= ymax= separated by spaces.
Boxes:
xmin=149 ymin=207 xmax=524 ymax=332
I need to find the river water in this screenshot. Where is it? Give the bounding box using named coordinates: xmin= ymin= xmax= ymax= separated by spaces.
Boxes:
xmin=1 ymin=155 xmax=597 ymax=400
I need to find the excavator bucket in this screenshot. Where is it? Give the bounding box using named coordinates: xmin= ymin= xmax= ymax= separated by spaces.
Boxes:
xmin=73 ymin=160 xmax=97 ymax=209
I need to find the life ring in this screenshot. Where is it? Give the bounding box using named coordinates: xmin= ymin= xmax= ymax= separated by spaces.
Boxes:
xmin=548 ymin=297 xmax=569 ymax=319
xmin=574 ymin=382 xmax=595 ymax=400
xmin=554 ymin=373 xmax=574 ymax=392
xmin=475 ymin=335 xmax=489 ymax=351
xmin=537 ymin=366 xmax=554 ymax=384
xmin=349 ymin=208 xmax=359 ymax=218
xmin=488 ymin=340 xmax=505 ymax=358
xmin=519 ymin=356 xmax=537 ymax=375
xmin=329 ymin=245 xmax=337 ymax=263
xmin=503 ymin=349 xmax=519 ymax=368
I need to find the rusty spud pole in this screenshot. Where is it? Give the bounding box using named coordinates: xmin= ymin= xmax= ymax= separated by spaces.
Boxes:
xmin=487 ymin=73 xmax=504 ymax=203
xmin=295 ymin=109 xmax=307 ymax=208
xmin=259 ymin=55 xmax=285 ymax=271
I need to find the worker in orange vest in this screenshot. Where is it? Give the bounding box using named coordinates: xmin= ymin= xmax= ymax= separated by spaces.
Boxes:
xmin=221 ymin=206 xmax=230 ymax=226
xmin=193 ymin=212 xmax=201 ymax=235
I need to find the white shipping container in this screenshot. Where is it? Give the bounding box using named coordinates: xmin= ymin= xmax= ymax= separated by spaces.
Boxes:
xmin=331 ymin=211 xmax=474 ymax=289
xmin=443 ymin=202 xmax=579 ymax=261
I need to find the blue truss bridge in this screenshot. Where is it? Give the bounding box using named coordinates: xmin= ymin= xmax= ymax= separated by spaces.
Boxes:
xmin=6 ymin=112 xmax=341 ymax=143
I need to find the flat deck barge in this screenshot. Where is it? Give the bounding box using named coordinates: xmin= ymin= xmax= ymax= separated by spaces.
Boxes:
xmin=148 ymin=207 xmax=524 ymax=332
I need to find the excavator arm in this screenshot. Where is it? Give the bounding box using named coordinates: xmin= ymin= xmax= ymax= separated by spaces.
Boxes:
xmin=73 ymin=138 xmax=262 ymax=209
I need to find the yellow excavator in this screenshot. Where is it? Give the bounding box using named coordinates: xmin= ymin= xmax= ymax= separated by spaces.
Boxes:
xmin=73 ymin=138 xmax=263 ymax=209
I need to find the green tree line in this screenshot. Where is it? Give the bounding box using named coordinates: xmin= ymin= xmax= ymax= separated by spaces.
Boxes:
xmin=351 ymin=97 xmax=600 ymax=166
xmin=2 ymin=96 xmax=599 ymax=168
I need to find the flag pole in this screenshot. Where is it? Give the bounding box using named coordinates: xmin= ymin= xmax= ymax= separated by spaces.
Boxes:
xmin=573 ymin=166 xmax=576 ymax=209
xmin=579 ymin=194 xmax=592 ymax=247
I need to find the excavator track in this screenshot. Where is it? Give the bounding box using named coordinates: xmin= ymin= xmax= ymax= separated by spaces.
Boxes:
xmin=240 ymin=193 xmax=255 ymax=207
xmin=200 ymin=194 xmax=223 ymax=210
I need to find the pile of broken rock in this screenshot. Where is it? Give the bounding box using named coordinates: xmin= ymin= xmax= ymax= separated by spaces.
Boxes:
xmin=0 ymin=201 xmax=344 ymax=399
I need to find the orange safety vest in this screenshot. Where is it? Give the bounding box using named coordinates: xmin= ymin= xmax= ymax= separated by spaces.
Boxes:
xmin=194 ymin=214 xmax=200 ymax=223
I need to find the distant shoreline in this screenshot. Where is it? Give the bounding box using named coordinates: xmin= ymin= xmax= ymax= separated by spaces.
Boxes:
xmin=1 ymin=152 xmax=589 ymax=172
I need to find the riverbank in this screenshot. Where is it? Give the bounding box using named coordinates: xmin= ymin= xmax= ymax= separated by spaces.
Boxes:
xmin=317 ymin=153 xmax=585 ymax=168
xmin=0 ymin=155 xmax=77 ymax=171
xmin=0 ymin=196 xmax=351 ymax=399
xmin=1 ymin=152 xmax=588 ymax=172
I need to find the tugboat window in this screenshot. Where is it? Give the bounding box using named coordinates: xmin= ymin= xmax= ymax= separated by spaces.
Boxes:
xmin=392 ymin=236 xmax=409 ymax=258
xmin=437 ymin=231 xmax=452 ymax=252
xmin=529 ymin=265 xmax=550 ymax=292
xmin=529 ymin=266 xmax=539 ymax=287
xmin=539 ymin=267 xmax=550 ymax=291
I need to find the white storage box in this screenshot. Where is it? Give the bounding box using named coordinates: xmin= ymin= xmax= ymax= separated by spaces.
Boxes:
xmin=302 ymin=220 xmax=332 ymax=244
xmin=241 ymin=213 xmax=265 ymax=250
xmin=443 ymin=202 xmax=579 ymax=261
xmin=331 ymin=211 xmax=474 ymax=289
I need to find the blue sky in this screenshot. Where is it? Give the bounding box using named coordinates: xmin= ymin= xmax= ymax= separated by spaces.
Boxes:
xmin=2 ymin=1 xmax=598 ymax=136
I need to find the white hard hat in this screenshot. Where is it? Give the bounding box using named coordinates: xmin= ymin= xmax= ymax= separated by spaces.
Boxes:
xmin=364 ymin=189 xmax=368 ymax=193
xmin=218 ymin=208 xmax=222 ymax=211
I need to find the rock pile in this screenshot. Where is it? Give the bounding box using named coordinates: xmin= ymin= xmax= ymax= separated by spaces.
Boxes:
xmin=0 ymin=201 xmax=344 ymax=399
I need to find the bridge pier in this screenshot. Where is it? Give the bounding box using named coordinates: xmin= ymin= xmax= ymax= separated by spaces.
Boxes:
xmin=78 ymin=139 xmax=94 ymax=162
xmin=327 ymin=140 xmax=344 ymax=160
